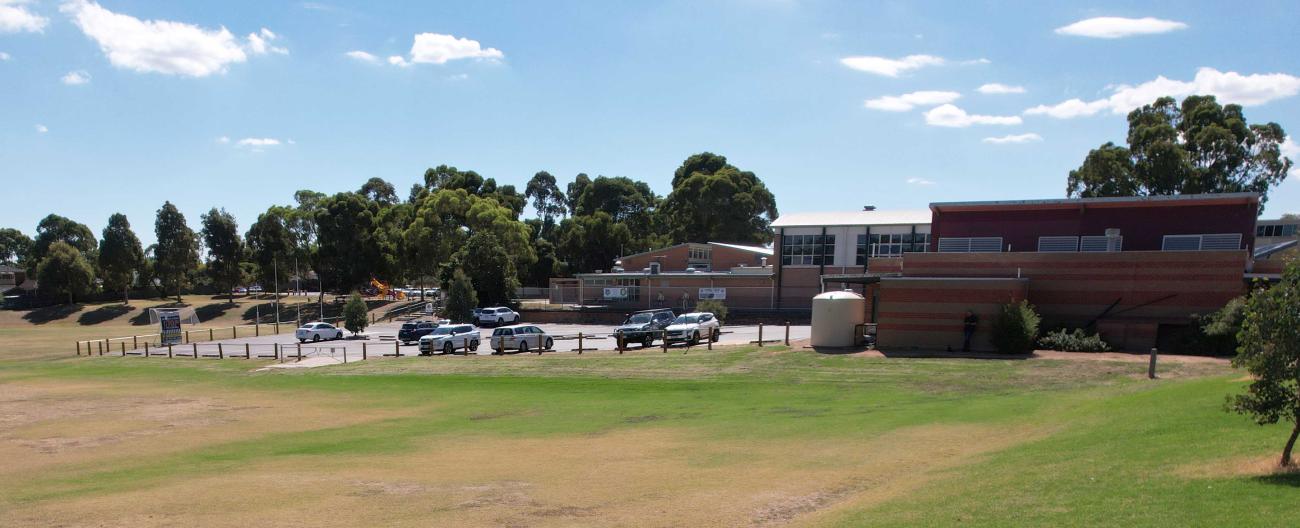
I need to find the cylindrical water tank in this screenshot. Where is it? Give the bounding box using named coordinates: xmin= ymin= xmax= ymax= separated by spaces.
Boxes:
xmin=810 ymin=290 xmax=867 ymax=347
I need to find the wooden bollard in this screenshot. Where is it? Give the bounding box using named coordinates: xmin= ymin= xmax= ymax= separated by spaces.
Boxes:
xmin=297 ymin=342 xmax=302 ymax=362
xmin=120 ymin=342 xmax=126 ymax=357
xmin=274 ymin=343 xmax=280 ymax=360
xmin=232 ymin=326 xmax=237 ymax=339
xmin=362 ymin=342 xmax=367 ymax=360
xmin=662 ymin=330 xmax=668 ymax=353
xmin=209 ymin=328 xmax=214 ymax=341
xmin=145 ymin=342 xmax=150 ymax=356
xmin=75 ymin=341 xmax=81 ymax=356
xmin=121 ymin=342 xmax=127 ymax=356
xmin=758 ymin=323 xmax=764 ymax=347
xmin=785 ymin=322 xmax=790 ymax=346
xmin=96 ymin=340 xmax=101 ymax=355
xmin=192 ymin=343 xmax=198 ymax=358
xmin=168 ymin=345 xmax=174 ymax=358
xmin=255 ymin=323 xmax=260 ymax=337
xmin=1148 ymin=348 xmax=1158 ymax=379
xmin=184 ymin=330 xmax=189 ymax=344
xmin=133 ymin=335 xmax=138 ymax=349
xmin=578 ymin=332 xmax=585 ymax=354
xmin=394 ymin=340 xmax=400 ymax=357
xmin=104 ymin=338 xmax=110 ymax=352
xmin=218 ymin=343 xmax=224 ymax=359
xmin=708 ymin=329 xmax=713 ymax=350
xmin=245 ymin=343 xmax=250 ymax=359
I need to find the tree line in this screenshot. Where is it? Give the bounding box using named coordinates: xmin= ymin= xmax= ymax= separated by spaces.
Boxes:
xmin=0 ymin=152 xmax=778 ymax=306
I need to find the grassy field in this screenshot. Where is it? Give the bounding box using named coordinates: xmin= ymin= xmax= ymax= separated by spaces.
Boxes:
xmin=1 ymin=297 xmax=1297 ymax=526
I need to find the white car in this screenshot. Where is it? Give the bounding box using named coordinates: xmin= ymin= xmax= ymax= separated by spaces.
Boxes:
xmin=489 ymin=324 xmax=554 ymax=353
xmin=418 ymin=324 xmax=481 ymax=355
xmin=296 ymin=322 xmax=343 ymax=343
xmin=477 ymin=307 xmax=520 ymax=326
xmin=664 ymin=312 xmax=721 ymax=345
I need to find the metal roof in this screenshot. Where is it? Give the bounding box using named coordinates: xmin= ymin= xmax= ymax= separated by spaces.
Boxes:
xmin=770 ymin=209 xmax=932 ymax=228
xmin=708 ymin=242 xmax=773 ymax=255
xmin=1254 ymin=240 xmax=1297 ymax=259
xmin=930 ymin=192 xmax=1260 ymax=211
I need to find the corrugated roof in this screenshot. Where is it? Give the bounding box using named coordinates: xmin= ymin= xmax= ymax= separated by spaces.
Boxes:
xmin=708 ymin=242 xmax=773 ymax=255
xmin=770 ymin=209 xmax=932 ymax=228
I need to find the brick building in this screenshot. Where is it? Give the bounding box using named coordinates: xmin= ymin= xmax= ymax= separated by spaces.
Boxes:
xmin=549 ymin=242 xmax=777 ymax=310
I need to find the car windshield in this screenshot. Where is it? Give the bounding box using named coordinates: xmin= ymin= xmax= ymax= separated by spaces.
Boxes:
xmin=493 ymin=328 xmax=513 ymax=336
xmin=401 ymin=324 xmax=415 ymax=330
xmin=672 ymin=315 xmax=700 ymax=325
xmin=626 ymin=313 xmax=653 ymax=324
xmin=430 ymin=327 xmax=453 ymax=335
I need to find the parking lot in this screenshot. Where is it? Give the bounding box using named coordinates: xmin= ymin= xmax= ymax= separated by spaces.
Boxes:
xmin=117 ymin=320 xmax=811 ymax=363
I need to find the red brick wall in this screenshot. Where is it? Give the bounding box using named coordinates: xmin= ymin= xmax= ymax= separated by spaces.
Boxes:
xmin=875 ymin=277 xmax=1029 ymax=351
xmin=898 ymin=251 xmax=1248 ymax=350
xmin=710 ymin=244 xmax=769 ymax=270
xmin=620 ymin=245 xmax=692 ymax=273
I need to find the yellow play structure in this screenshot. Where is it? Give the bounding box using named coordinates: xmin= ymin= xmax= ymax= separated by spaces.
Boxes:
xmin=370 ymin=278 xmax=406 ymax=300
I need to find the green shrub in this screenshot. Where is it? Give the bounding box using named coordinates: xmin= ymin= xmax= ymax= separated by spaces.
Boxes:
xmin=1038 ymin=328 xmax=1110 ymax=352
xmin=695 ymin=299 xmax=728 ymax=323
xmin=990 ymin=301 xmax=1040 ymax=354
xmin=342 ymin=292 xmax=369 ymax=335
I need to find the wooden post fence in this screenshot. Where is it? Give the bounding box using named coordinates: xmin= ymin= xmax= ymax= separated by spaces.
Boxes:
xmin=758 ymin=323 xmax=764 ymax=347
xmin=192 ymin=343 xmax=198 ymax=358
xmin=218 ymin=343 xmax=224 ymax=359
xmin=362 ymin=342 xmax=367 ymax=361
xmin=168 ymin=345 xmax=174 ymax=358
xmin=245 ymin=343 xmax=251 ymax=359
xmin=662 ymin=330 xmax=668 ymax=353
xmin=297 ymin=342 xmax=302 ymax=362
xmin=578 ymin=332 xmax=585 ymax=354
xmin=784 ymin=322 xmax=790 ymax=346
xmin=133 ymin=335 xmax=138 ymax=349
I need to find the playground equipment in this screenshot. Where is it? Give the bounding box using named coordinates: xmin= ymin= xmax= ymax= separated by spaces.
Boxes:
xmin=370 ymin=278 xmax=406 ymax=300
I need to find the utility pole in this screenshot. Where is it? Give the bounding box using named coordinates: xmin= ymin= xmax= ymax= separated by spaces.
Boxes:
xmin=273 ymin=257 xmax=280 ymax=325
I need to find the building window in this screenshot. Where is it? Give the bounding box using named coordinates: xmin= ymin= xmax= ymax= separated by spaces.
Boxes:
xmin=1080 ymin=235 xmax=1123 ymax=252
xmin=1161 ymin=233 xmax=1242 ymax=251
xmin=1037 ymin=236 xmax=1079 ymax=252
xmin=688 ymin=247 xmax=711 ymax=261
xmin=781 ymin=234 xmax=835 ymax=266
xmin=582 ymin=277 xmax=641 ymax=300
xmin=1257 ymin=224 xmax=1298 ymax=237
xmin=856 ymin=233 xmax=930 ymax=264
xmin=937 ymin=237 xmax=1003 ymax=253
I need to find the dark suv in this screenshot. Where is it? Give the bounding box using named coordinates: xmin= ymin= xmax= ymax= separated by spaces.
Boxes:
xmin=398 ymin=320 xmax=445 ymax=345
xmin=614 ymin=308 xmax=676 ymax=347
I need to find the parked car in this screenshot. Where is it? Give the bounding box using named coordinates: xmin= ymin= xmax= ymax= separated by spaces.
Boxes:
xmin=614 ymin=308 xmax=676 ymax=347
xmin=296 ymin=322 xmax=343 ymax=342
xmin=398 ymin=319 xmax=450 ymax=345
xmin=477 ymin=306 xmax=520 ymax=326
xmin=248 ymin=284 xmax=264 ymax=293
xmin=231 ymin=286 xmax=248 ymax=294
xmin=418 ymin=324 xmax=480 ymax=355
xmin=489 ymin=324 xmax=554 ymax=353
xmin=664 ymin=312 xmax=721 ymax=345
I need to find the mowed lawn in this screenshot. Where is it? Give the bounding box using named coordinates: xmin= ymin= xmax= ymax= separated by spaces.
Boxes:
xmin=0 ymin=302 xmax=1297 ymax=526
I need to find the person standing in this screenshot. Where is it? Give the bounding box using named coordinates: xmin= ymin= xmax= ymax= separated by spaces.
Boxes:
xmin=962 ymin=310 xmax=979 ymax=352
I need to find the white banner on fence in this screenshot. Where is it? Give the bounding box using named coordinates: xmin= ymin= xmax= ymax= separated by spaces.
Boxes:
xmin=603 ymin=287 xmax=629 ymax=300
xmin=698 ymin=287 xmax=726 ymax=300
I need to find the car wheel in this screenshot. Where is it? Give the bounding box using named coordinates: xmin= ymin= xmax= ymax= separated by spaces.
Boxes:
xmin=312 ymin=334 xmax=321 ymax=342
xmin=298 ymin=339 xmax=306 ymax=343
xmin=642 ymin=336 xmax=654 ymax=348
xmin=336 ymin=332 xmax=343 ymax=340
xmin=545 ymin=338 xmax=553 ymax=350
xmin=519 ymin=341 xmax=529 ymax=353
xmin=711 ymin=329 xmax=720 ymax=342
xmin=690 ymin=332 xmax=700 ymax=346
xmin=497 ymin=318 xmax=504 ymax=326
xmin=444 ymin=342 xmax=454 ymax=355
xmin=470 ymin=340 xmax=479 ymax=351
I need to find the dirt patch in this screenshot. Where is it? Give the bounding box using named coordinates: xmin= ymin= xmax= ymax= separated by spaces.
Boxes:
xmin=1173 ymin=455 xmax=1300 ymax=480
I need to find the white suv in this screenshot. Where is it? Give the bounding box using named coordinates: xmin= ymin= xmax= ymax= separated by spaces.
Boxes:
xmin=490 ymin=325 xmax=554 ymax=353
xmin=477 ymin=307 xmax=520 ymax=326
xmin=418 ymin=324 xmax=481 ymax=355
xmin=664 ymin=312 xmax=721 ymax=345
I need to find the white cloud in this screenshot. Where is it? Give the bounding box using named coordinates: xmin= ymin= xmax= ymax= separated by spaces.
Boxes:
xmin=216 ymin=136 xmax=230 ymax=144
xmin=1026 ymin=68 xmax=1300 ymax=119
xmin=905 ymin=177 xmax=935 ymax=186
xmin=376 ymin=32 xmax=503 ymax=67
xmin=0 ymin=51 xmax=10 ymax=60
xmin=345 ymin=50 xmax=378 ymax=63
xmin=61 ymin=70 xmax=91 ymax=85
xmin=60 ymin=0 xmax=283 ymax=77
xmin=0 ymin=0 xmax=48 ymax=33
xmin=1055 ymin=16 xmax=1187 ymax=39
xmin=961 ymin=58 xmax=991 ymax=66
xmin=864 ymin=90 xmax=961 ymax=112
xmin=1282 ymin=136 xmax=1300 ymax=179
xmin=840 ymin=54 xmax=943 ymax=77
xmin=446 ymin=73 xmax=469 ymax=81
xmin=983 ymin=133 xmax=1043 ymax=144
xmin=977 ymin=83 xmax=1025 ymax=95
xmin=235 ymin=137 xmax=282 ymax=148
xmin=246 ymin=27 xmax=287 ymax=55
xmin=35 ymin=124 xmax=47 ymax=133
xmin=924 ymin=104 xmax=1021 ymax=127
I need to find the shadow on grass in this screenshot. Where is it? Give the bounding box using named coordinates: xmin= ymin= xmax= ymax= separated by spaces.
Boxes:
xmin=194 ymin=302 xmax=237 ymax=321
xmin=1254 ymin=470 xmax=1300 ymax=487
xmin=76 ymin=304 xmax=134 ymax=325
xmin=21 ymin=304 xmax=82 ymax=325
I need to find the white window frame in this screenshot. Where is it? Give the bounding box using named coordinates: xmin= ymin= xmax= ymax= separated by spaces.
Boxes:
xmin=1161 ymin=233 xmax=1243 ymax=251
xmin=937 ymin=237 xmax=1003 ymax=253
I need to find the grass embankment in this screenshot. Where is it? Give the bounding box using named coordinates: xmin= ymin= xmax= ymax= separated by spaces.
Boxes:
xmin=0 ymin=306 xmax=1294 ymax=526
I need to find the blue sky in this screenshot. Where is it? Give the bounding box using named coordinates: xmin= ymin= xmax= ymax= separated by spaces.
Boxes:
xmin=3 ymin=0 xmax=1299 ymax=246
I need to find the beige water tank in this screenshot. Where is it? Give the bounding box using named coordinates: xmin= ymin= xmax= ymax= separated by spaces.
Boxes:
xmin=810 ymin=290 xmax=867 ymax=347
